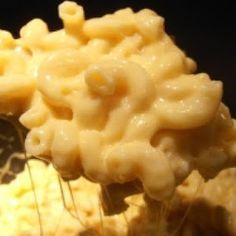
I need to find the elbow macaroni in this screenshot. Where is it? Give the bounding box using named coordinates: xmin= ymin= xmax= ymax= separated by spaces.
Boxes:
xmin=1 ymin=1 xmax=236 ymax=201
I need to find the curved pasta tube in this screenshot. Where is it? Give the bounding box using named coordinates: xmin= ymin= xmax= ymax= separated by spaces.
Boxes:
xmin=130 ymin=38 xmax=196 ymax=81
xmin=79 ymin=130 xmax=107 ymax=182
xmin=25 ymin=122 xmax=53 ymax=158
xmin=79 ymin=130 xmax=175 ymax=201
xmin=19 ymin=19 xmax=49 ymax=50
xmin=109 ymin=34 xmax=143 ymax=58
xmin=0 ymin=50 xmax=27 ymax=75
xmin=38 ymin=49 xmax=91 ymax=107
xmin=70 ymin=89 xmax=107 ymax=129
xmin=0 ymin=30 xmax=15 ymax=49
xmin=19 ymin=92 xmax=49 ymax=129
xmin=135 ymin=9 xmax=164 ymax=41
xmin=105 ymin=142 xmax=175 ymax=200
xmin=83 ymin=9 xmax=135 ymax=39
xmin=51 ymin=120 xmax=81 ymax=179
xmin=0 ymin=75 xmax=35 ymax=101
xmin=156 ymin=73 xmax=222 ymax=129
xmin=0 ymin=51 xmax=34 ymax=112
xmin=41 ymin=30 xmax=82 ymax=51
xmin=59 ymin=1 xmax=85 ymax=39
xmin=85 ymin=59 xmax=155 ymax=109
xmin=123 ymin=113 xmax=159 ymax=142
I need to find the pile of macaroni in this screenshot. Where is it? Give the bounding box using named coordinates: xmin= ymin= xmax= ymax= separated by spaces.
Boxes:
xmin=1 ymin=1 xmax=236 ymax=202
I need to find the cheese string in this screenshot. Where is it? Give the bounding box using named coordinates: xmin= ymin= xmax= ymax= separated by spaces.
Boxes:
xmin=0 ymin=115 xmax=43 ymax=236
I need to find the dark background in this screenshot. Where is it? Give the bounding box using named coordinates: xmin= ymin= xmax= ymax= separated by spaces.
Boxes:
xmin=0 ymin=0 xmax=235 ymax=115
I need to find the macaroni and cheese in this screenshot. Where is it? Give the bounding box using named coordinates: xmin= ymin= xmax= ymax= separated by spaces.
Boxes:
xmin=0 ymin=1 xmax=236 ymax=202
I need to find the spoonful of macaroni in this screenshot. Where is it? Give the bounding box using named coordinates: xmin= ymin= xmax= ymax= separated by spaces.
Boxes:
xmin=1 ymin=1 xmax=236 ymax=204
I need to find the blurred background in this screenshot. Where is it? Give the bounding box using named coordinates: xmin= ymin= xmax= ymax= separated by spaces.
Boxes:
xmin=0 ymin=0 xmax=235 ymax=115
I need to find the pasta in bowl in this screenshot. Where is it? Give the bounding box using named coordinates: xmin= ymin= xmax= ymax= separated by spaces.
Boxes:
xmin=0 ymin=1 xmax=236 ymax=204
